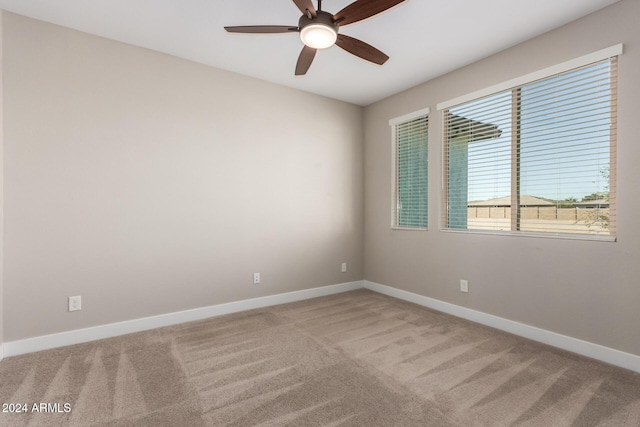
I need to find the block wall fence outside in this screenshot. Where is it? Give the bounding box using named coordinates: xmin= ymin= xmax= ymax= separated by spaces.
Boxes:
xmin=468 ymin=206 xmax=610 ymax=221
xmin=467 ymin=207 xmax=611 ymax=234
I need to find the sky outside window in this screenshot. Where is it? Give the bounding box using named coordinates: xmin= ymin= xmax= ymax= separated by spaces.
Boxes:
xmin=449 ymin=61 xmax=611 ymax=204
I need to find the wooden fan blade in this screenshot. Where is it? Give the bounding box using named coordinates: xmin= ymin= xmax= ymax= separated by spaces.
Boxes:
xmin=224 ymin=25 xmax=298 ymax=34
xmin=295 ymin=46 xmax=317 ymax=75
xmin=335 ymin=34 xmax=389 ymax=65
xmin=334 ymin=0 xmax=405 ymax=26
xmin=292 ymin=0 xmax=317 ymax=17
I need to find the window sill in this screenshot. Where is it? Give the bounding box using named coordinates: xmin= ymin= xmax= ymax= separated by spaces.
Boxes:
xmin=392 ymin=227 xmax=428 ymax=231
xmin=439 ymin=228 xmax=616 ymax=242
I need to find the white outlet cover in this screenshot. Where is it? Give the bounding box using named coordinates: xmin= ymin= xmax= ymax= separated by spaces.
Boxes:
xmin=69 ymin=296 xmax=82 ymax=311
xmin=460 ymin=280 xmax=469 ymax=293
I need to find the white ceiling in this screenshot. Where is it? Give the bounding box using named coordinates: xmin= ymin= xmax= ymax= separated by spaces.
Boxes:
xmin=0 ymin=0 xmax=620 ymax=106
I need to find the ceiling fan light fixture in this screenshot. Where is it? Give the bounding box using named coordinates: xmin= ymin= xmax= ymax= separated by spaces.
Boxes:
xmin=300 ymin=23 xmax=337 ymax=49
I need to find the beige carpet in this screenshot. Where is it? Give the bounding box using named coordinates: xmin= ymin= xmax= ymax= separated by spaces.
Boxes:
xmin=1 ymin=289 xmax=639 ymax=426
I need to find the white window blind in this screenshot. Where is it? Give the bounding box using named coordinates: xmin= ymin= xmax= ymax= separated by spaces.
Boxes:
xmin=391 ymin=111 xmax=429 ymax=229
xmin=441 ymin=57 xmax=617 ymax=240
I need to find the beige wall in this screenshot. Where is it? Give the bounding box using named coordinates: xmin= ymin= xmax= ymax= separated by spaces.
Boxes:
xmin=2 ymin=13 xmax=364 ymax=341
xmin=0 ymin=9 xmax=4 ymax=359
xmin=364 ymin=0 xmax=640 ymax=356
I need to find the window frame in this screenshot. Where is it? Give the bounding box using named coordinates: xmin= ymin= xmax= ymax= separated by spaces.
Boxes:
xmin=390 ymin=108 xmax=430 ymax=230
xmin=437 ymin=45 xmax=622 ymax=241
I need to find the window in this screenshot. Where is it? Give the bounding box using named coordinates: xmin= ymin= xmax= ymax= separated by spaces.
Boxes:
xmin=391 ymin=109 xmax=429 ymax=229
xmin=439 ymin=45 xmax=620 ymax=239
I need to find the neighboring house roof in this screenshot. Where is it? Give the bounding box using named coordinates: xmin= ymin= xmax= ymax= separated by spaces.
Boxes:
xmin=468 ymin=195 xmax=556 ymax=207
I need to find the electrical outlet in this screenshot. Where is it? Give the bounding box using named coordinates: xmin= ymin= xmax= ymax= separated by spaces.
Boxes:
xmin=253 ymin=273 xmax=261 ymax=284
xmin=68 ymin=296 xmax=82 ymax=312
xmin=460 ymin=280 xmax=469 ymax=293
xmin=341 ymin=262 xmax=347 ymax=273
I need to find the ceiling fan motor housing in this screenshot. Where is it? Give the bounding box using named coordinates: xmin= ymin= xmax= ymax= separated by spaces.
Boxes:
xmin=298 ymin=10 xmax=337 ymax=30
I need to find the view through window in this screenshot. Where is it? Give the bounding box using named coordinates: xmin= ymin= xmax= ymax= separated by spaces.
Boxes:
xmin=442 ymin=58 xmax=617 ymax=238
xmin=392 ymin=111 xmax=429 ymax=229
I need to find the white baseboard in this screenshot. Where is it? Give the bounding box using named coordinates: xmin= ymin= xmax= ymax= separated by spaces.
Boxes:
xmin=364 ymin=280 xmax=640 ymax=373
xmin=3 ymin=279 xmax=639 ymax=374
xmin=2 ymin=280 xmax=364 ymax=358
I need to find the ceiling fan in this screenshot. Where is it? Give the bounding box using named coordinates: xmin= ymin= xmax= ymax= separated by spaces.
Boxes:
xmin=224 ymin=0 xmax=406 ymax=75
